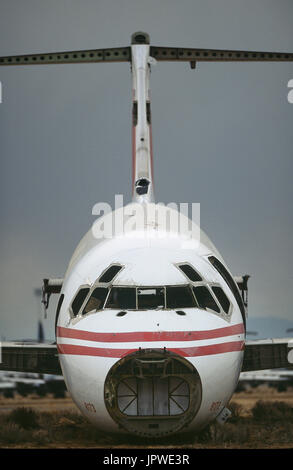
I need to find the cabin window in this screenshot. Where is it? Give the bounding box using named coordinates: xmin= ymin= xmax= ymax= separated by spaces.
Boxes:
xmin=166 ymin=286 xmax=196 ymax=309
xmin=137 ymin=287 xmax=165 ymax=310
xmin=192 ymin=286 xmax=220 ymax=313
xmin=177 ymin=264 xmax=202 ymax=282
xmin=82 ymin=287 xmax=109 ymax=315
xmin=212 ymin=286 xmax=230 ymax=314
xmin=71 ymin=287 xmax=90 ymax=316
xmin=99 ymin=264 xmax=123 ymax=283
xmin=105 ymin=287 xmax=136 ymax=310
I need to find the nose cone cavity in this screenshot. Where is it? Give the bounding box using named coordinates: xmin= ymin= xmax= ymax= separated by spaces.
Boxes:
xmin=104 ymin=348 xmax=202 ymax=437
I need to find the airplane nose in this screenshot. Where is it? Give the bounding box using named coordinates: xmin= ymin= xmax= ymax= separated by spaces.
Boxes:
xmin=104 ymin=348 xmax=202 ymax=437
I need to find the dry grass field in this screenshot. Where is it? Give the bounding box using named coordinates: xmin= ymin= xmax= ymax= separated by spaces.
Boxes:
xmin=0 ymin=386 xmax=293 ymax=449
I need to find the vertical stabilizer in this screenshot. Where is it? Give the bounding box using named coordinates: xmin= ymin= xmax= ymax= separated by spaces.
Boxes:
xmin=131 ymin=32 xmax=155 ymax=203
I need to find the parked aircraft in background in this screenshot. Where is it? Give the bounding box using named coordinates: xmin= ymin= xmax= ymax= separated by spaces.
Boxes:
xmin=238 ymin=369 xmax=293 ymax=392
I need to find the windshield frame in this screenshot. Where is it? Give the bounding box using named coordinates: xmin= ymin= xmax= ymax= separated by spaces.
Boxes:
xmin=70 ymin=276 xmax=233 ymax=323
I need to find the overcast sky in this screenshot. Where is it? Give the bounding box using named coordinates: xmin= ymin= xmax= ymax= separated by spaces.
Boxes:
xmin=0 ymin=0 xmax=292 ymax=340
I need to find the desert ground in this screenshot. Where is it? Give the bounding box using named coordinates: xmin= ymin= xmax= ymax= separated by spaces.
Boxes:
xmin=0 ymin=385 xmax=292 ymax=449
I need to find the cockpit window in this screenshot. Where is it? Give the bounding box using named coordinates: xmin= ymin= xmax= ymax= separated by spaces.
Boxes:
xmin=82 ymin=287 xmax=109 ymax=315
xmin=177 ymin=264 xmax=202 ymax=282
xmin=192 ymin=286 xmax=220 ymax=313
xmin=99 ymin=264 xmax=123 ymax=283
xmin=105 ymin=287 xmax=136 ymax=310
xmin=212 ymin=286 xmax=230 ymax=314
xmin=166 ymin=286 xmax=196 ymax=309
xmin=137 ymin=287 xmax=165 ymax=310
xmin=75 ymin=282 xmax=230 ymax=317
xmin=71 ymin=287 xmax=90 ymax=316
xmin=208 ymin=256 xmax=245 ymax=323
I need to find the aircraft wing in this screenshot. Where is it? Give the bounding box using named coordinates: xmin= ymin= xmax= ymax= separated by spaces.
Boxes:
xmin=0 ymin=342 xmax=62 ymax=375
xmin=1 ymin=338 xmax=292 ymax=375
xmin=242 ymin=338 xmax=293 ymax=372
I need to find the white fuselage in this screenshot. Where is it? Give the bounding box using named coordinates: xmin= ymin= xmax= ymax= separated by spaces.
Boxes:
xmin=56 ymin=203 xmax=245 ymax=437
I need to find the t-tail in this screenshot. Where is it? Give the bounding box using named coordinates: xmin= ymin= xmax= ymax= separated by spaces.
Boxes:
xmin=1 ymin=32 xmax=292 ymax=205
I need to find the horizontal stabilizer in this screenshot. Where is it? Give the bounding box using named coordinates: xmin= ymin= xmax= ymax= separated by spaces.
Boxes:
xmin=1 ymin=33 xmax=292 ymax=68
xmin=0 ymin=47 xmax=130 ymax=66
xmin=150 ymin=46 xmax=293 ymax=63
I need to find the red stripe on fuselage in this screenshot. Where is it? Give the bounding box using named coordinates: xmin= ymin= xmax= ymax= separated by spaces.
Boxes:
xmin=57 ymin=341 xmax=244 ymax=358
xmin=57 ymin=343 xmax=136 ymax=358
xmin=57 ymin=323 xmax=244 ymax=343
xmin=171 ymin=340 xmax=245 ymax=357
